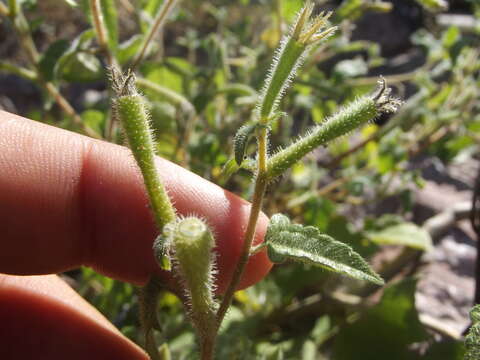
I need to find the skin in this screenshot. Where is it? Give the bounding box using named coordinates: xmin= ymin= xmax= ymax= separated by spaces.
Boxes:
xmin=0 ymin=110 xmax=272 ymax=359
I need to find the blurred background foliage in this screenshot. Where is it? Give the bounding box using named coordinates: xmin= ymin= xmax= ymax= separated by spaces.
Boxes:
xmin=1 ymin=0 xmax=479 ymax=358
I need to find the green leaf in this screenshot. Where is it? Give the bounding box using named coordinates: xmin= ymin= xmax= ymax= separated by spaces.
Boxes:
xmin=100 ymin=0 xmax=118 ymax=52
xmin=334 ymin=57 xmax=368 ymax=78
xmin=414 ymin=0 xmax=448 ymax=12
xmin=58 ymin=52 xmax=102 ymax=83
xmin=38 ymin=40 xmax=70 ymax=82
xmin=143 ymin=0 xmax=164 ymax=17
xmin=234 ymin=123 xmax=257 ymax=165
xmin=365 ymin=223 xmax=432 ymax=250
xmin=81 ymin=109 xmax=105 ymax=136
xmin=265 ymin=214 xmax=384 ymax=285
xmin=53 ymin=29 xmax=95 ymax=78
xmin=118 ymin=34 xmax=144 ymax=65
xmin=80 ymin=0 xmax=118 ymax=52
xmin=333 ymin=278 xmax=428 ymax=360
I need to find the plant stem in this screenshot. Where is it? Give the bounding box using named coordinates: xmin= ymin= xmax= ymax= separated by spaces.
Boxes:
xmin=0 ymin=62 xmax=37 ymax=81
xmin=138 ymin=278 xmax=162 ymax=360
xmin=1 ymin=4 xmax=99 ymax=138
xmin=89 ymin=0 xmax=116 ymax=67
xmin=115 ymin=89 xmax=176 ymax=228
xmin=200 ymin=338 xmax=215 ymax=360
xmin=131 ymin=0 xmax=178 ymax=71
xmin=44 ymin=82 xmax=100 ymax=138
xmin=216 ymin=127 xmax=269 ymax=325
xmin=8 ymin=0 xmax=17 ymax=18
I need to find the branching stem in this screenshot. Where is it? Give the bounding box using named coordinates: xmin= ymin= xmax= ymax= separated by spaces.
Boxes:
xmin=216 ymin=127 xmax=269 ymax=325
xmin=0 ymin=4 xmax=99 ymax=138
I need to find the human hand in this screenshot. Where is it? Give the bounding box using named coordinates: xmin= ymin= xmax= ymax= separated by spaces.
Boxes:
xmin=0 ymin=110 xmax=272 ymax=359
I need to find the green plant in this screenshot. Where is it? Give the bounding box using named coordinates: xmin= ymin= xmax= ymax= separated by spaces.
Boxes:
xmin=107 ymin=3 xmax=402 ymax=359
xmin=2 ymin=0 xmax=478 ymax=359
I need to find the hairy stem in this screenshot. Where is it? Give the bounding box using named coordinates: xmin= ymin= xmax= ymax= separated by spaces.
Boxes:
xmin=216 ymin=127 xmax=269 ymax=325
xmin=115 ymin=89 xmax=176 ymax=228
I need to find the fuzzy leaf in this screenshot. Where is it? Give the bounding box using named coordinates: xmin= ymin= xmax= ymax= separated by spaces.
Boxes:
xmin=365 ymin=223 xmax=432 ymax=250
xmin=234 ymin=123 xmax=257 ymax=165
xmin=265 ymin=214 xmax=384 ymax=285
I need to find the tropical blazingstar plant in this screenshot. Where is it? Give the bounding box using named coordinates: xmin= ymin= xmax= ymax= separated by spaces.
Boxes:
xmin=111 ymin=2 xmax=401 ymax=359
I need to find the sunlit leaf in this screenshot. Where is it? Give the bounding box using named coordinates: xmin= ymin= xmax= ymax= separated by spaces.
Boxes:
xmin=366 ymin=223 xmax=432 ymax=250
xmin=265 ymin=214 xmax=384 ymax=285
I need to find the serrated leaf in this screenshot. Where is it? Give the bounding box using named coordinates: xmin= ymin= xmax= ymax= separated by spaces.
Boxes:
xmin=365 ymin=223 xmax=432 ymax=250
xmin=265 ymin=214 xmax=384 ymax=285
xmin=234 ymin=123 xmax=257 ymax=165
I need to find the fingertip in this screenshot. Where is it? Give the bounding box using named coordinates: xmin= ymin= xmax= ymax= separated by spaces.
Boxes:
xmin=0 ymin=275 xmax=147 ymax=360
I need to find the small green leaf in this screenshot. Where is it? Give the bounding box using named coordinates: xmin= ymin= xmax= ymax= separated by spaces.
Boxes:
xmin=58 ymin=52 xmax=102 ymax=83
xmin=234 ymin=123 xmax=257 ymax=165
xmin=414 ymin=0 xmax=448 ymax=12
xmin=38 ymin=40 xmax=70 ymax=82
xmin=365 ymin=223 xmax=432 ymax=250
xmin=100 ymin=0 xmax=118 ymax=52
xmin=118 ymin=34 xmax=144 ymax=65
xmin=265 ymin=214 xmax=384 ymax=285
xmin=81 ymin=0 xmax=118 ymax=52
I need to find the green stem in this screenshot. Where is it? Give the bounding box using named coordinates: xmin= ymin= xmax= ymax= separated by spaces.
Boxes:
xmin=44 ymin=82 xmax=101 ymax=139
xmin=0 ymin=62 xmax=37 ymax=81
xmin=8 ymin=0 xmax=17 ymax=18
xmin=266 ymin=83 xmax=401 ymax=179
xmin=216 ymin=127 xmax=269 ymax=325
xmin=136 ymin=77 xmax=194 ymax=113
xmin=115 ymin=91 xmax=176 ymax=228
